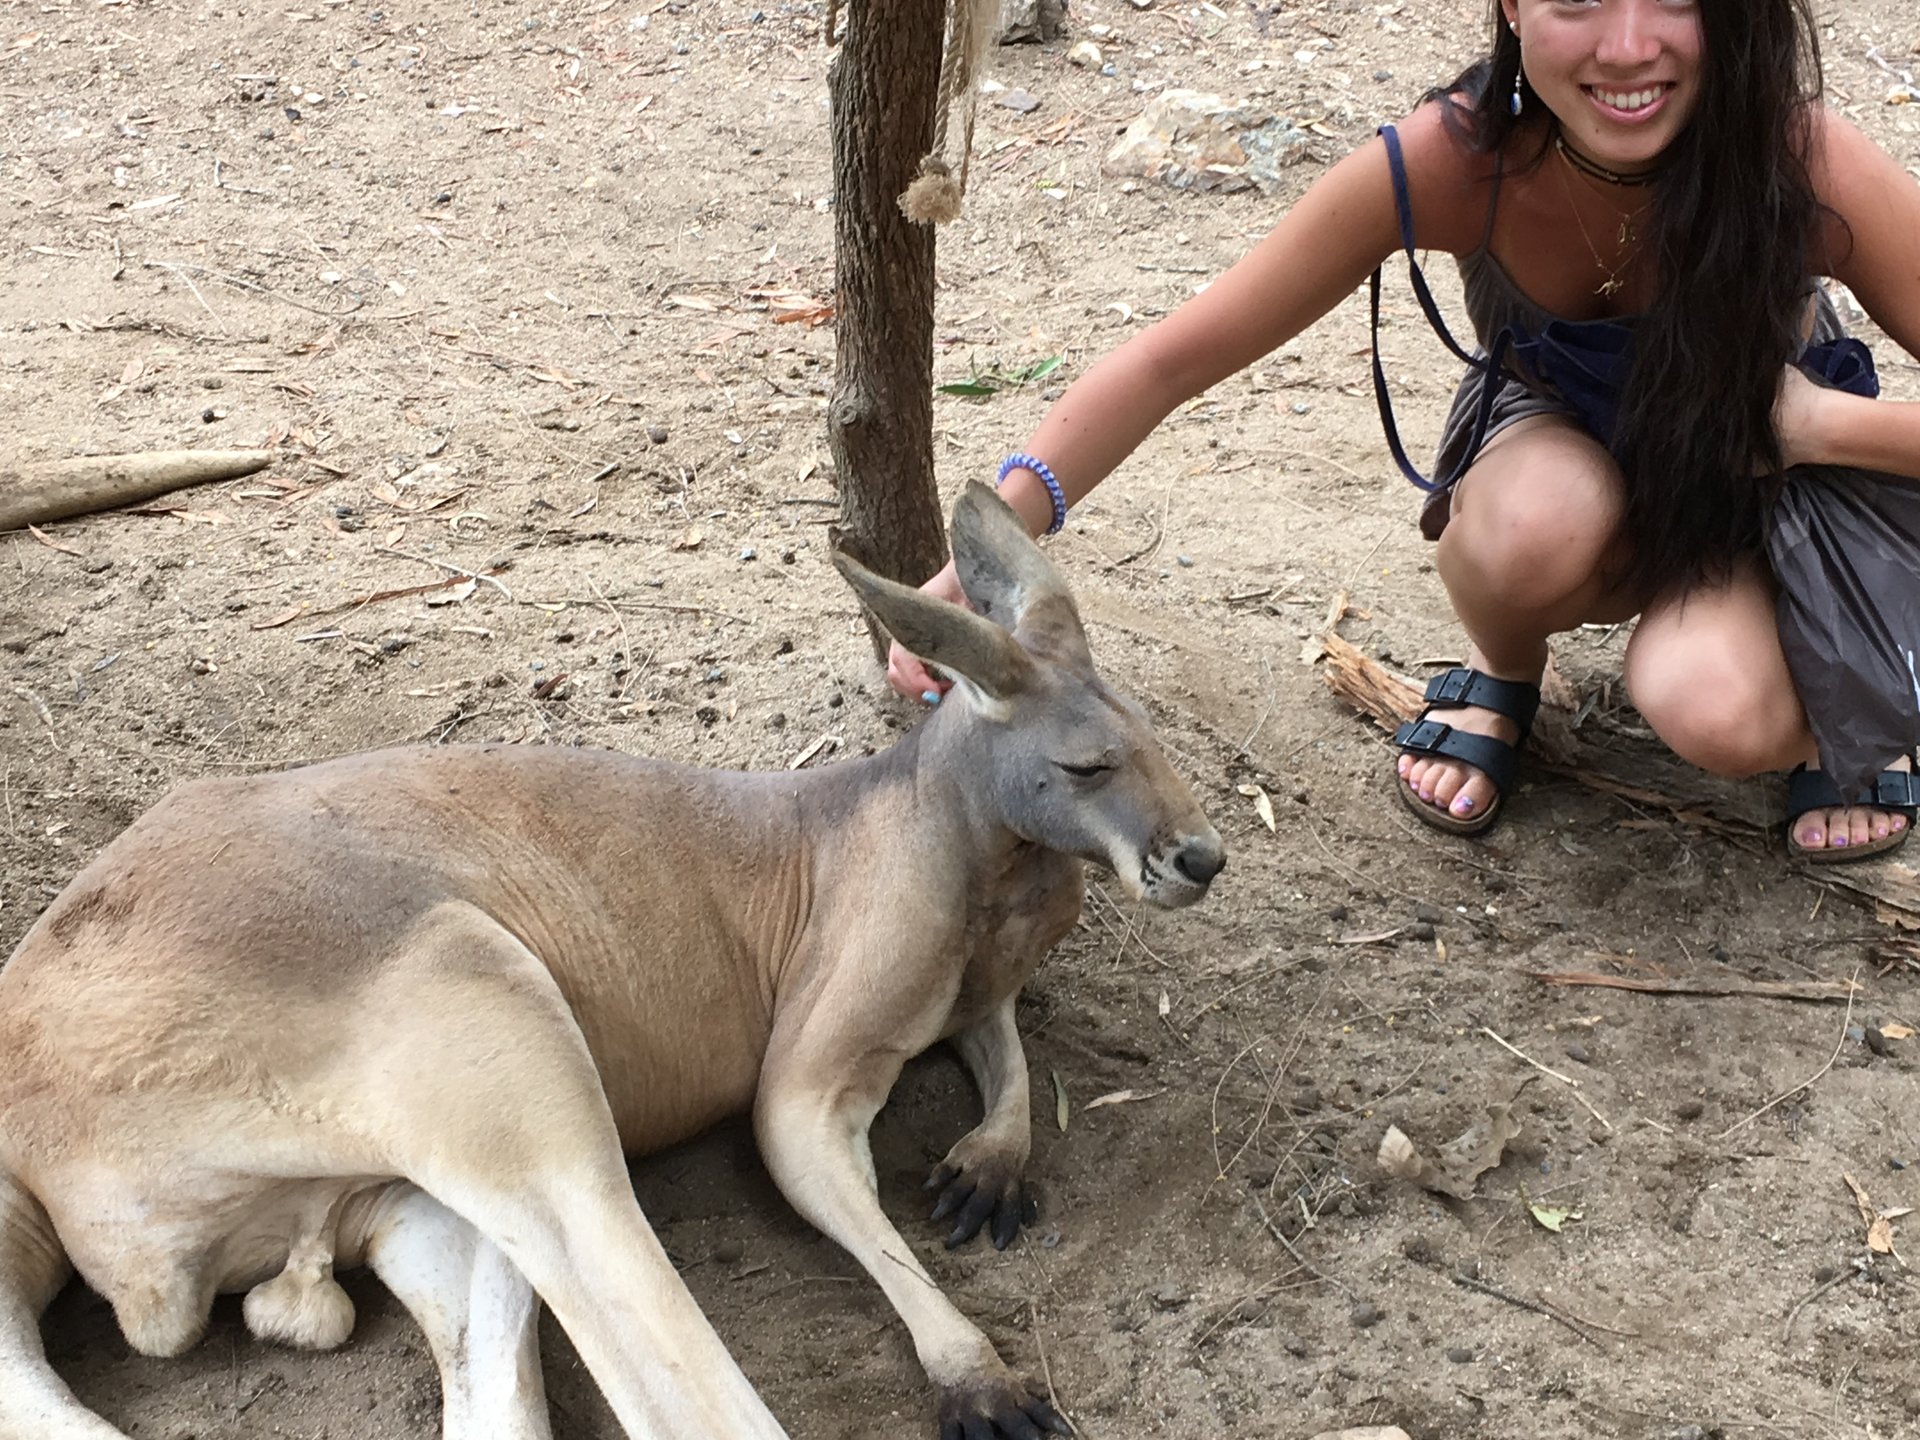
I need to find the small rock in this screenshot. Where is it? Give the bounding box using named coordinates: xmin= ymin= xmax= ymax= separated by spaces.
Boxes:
xmin=1564 ymin=1043 xmax=1590 ymax=1064
xmin=1348 ymin=1300 xmax=1384 ymax=1329
xmin=740 ymin=546 xmax=757 ymax=561
xmin=647 ymin=425 xmax=670 ymax=444
xmin=1865 ymin=1025 xmax=1890 ymax=1057
xmin=1892 ymin=1158 xmax=1909 ymax=1171
xmin=1408 ymin=921 xmax=1435 ymax=942
xmin=1445 ymin=1346 xmax=1474 ymax=1364
xmin=1847 ymin=1024 xmax=1867 ymax=1045
xmin=1328 ymin=903 xmax=1350 ymax=922
xmin=1150 ymin=1285 xmax=1188 ymax=1311
xmin=1068 ymin=40 xmax=1102 ymax=68
xmin=1674 ymin=1099 xmax=1705 ymax=1122
xmin=1413 ymin=902 xmax=1444 ymax=924
xmin=1904 ymin=1387 xmax=1920 ymax=1417
xmin=1671 ymin=1427 xmax=1706 ymax=1440
xmin=1175 ymin=553 xmax=1193 ymax=567
xmin=1279 ymin=1330 xmax=1310 ymax=1358
xmin=997 ymin=89 xmax=1042 ymax=114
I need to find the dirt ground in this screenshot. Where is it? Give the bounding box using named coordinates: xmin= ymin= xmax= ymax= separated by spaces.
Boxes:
xmin=6 ymin=0 xmax=1920 ymax=1436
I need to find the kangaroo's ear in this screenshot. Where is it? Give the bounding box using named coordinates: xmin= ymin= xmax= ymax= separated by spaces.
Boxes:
xmin=834 ymin=550 xmax=1037 ymax=701
xmin=950 ymin=480 xmax=1090 ymax=661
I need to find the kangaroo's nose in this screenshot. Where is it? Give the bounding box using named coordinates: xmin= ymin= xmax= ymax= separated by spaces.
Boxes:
xmin=1173 ymin=834 xmax=1227 ymax=886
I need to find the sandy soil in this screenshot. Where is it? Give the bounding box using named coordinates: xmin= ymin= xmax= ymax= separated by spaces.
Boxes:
xmin=6 ymin=0 xmax=1920 ymax=1436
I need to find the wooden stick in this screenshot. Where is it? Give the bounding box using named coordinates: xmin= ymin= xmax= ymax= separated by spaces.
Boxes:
xmin=1 ymin=451 xmax=272 ymax=531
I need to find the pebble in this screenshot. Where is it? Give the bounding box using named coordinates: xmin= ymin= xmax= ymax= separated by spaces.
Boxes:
xmin=1445 ymin=1345 xmax=1474 ymax=1364
xmin=1674 ymin=1099 xmax=1705 ymax=1122
xmin=1150 ymin=1285 xmax=1188 ymax=1311
xmin=1892 ymin=1158 xmax=1909 ymax=1171
xmin=648 ymin=424 xmax=670 ymax=444
xmin=1068 ymin=40 xmax=1102 ymax=67
xmin=1409 ymin=921 xmax=1435 ymax=942
xmin=1672 ymin=1427 xmax=1706 ymax=1440
xmin=740 ymin=546 xmax=757 ymax=561
xmin=1349 ymin=1300 xmax=1384 ymax=1329
xmin=1564 ymin=1043 xmax=1590 ymax=1064
xmin=1865 ymin=1025 xmax=1890 ymax=1057
xmin=1175 ymin=553 xmax=1192 ymax=567
xmin=1413 ymin=902 xmax=1443 ymax=924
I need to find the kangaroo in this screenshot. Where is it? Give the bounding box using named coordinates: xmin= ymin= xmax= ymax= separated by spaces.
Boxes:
xmin=0 ymin=482 xmax=1225 ymax=1440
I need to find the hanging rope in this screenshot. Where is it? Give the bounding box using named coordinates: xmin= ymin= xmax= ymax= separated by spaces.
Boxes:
xmin=899 ymin=0 xmax=996 ymax=223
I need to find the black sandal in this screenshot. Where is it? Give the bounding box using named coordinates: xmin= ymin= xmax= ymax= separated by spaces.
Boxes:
xmin=1784 ymin=762 xmax=1918 ymax=864
xmin=1394 ymin=668 xmax=1541 ymax=837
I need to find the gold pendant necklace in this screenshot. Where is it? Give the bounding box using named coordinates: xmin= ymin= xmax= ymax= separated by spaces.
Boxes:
xmin=1554 ymin=146 xmax=1643 ymax=298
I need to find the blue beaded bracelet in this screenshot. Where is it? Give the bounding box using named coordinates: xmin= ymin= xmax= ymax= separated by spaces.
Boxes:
xmin=996 ymin=453 xmax=1067 ymax=536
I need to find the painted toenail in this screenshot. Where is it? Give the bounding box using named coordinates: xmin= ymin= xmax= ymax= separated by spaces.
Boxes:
xmin=1832 ymin=836 xmax=1848 ymax=847
xmin=1453 ymin=796 xmax=1476 ymax=815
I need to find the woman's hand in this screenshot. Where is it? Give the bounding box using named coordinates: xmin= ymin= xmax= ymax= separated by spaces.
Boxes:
xmin=1773 ymin=364 xmax=1828 ymax=471
xmin=884 ymin=561 xmax=969 ymax=703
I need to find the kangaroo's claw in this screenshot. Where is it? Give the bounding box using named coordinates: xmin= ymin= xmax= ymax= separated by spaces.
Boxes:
xmin=937 ymin=1381 xmax=1073 ymax=1440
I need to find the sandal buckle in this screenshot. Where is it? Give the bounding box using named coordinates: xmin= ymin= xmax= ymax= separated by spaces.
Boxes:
xmin=1427 ymin=669 xmax=1472 ymax=705
xmin=1401 ymin=719 xmax=1454 ymax=752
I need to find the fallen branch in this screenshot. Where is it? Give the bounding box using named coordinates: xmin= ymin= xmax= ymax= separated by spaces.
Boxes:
xmin=1531 ymin=971 xmax=1862 ymax=1003
xmin=1 ymin=450 xmax=272 ymax=531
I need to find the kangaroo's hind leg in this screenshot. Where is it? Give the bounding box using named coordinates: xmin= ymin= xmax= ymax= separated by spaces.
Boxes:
xmin=0 ymin=1173 xmax=130 ymax=1440
xmin=344 ymin=901 xmax=788 ymax=1440
xmin=360 ymin=1183 xmax=552 ymax=1440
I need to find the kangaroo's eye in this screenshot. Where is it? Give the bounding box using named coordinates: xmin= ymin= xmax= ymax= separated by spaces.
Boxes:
xmin=1055 ymin=761 xmax=1113 ymax=779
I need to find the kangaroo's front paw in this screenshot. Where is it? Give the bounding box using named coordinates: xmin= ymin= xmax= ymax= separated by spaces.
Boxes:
xmin=937 ymin=1377 xmax=1072 ymax=1440
xmin=927 ymin=1134 xmax=1035 ymax=1250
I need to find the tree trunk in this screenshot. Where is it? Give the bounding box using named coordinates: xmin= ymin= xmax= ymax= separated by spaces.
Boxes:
xmin=828 ymin=0 xmax=950 ymax=659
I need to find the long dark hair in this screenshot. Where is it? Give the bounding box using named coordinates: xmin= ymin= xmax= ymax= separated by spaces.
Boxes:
xmin=1431 ymin=0 xmax=1828 ymax=599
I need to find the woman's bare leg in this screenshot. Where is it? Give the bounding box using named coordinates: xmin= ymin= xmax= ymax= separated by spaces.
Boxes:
xmin=1401 ymin=417 xmax=1639 ymax=821
xmin=1625 ymin=557 xmax=1910 ymax=852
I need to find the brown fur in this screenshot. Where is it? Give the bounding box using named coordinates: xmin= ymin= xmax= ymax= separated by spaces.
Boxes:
xmin=0 ymin=484 xmax=1224 ymax=1440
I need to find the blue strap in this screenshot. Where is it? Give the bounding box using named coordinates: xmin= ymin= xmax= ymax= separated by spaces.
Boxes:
xmin=1370 ymin=125 xmax=1512 ymax=494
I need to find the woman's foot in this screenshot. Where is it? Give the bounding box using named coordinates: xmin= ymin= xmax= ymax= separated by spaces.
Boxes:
xmin=1393 ymin=660 xmax=1543 ymax=835
xmin=1396 ymin=703 xmax=1522 ymax=825
xmin=1787 ymin=756 xmax=1915 ymax=860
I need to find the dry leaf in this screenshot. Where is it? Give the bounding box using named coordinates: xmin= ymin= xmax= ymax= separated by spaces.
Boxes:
xmin=1051 ymin=1069 xmax=1069 ymax=1132
xmin=250 ymin=603 xmax=308 ymax=631
xmin=423 ymin=579 xmax=478 ymax=607
xmin=671 ymin=529 xmax=704 ymax=552
xmin=25 ymin=525 xmax=83 ymax=558
xmin=1882 ymin=1023 xmax=1915 ymax=1040
xmin=1378 ymin=1104 xmax=1522 ymax=1200
xmin=1236 ymin=782 xmax=1276 ymax=832
xmin=1084 ymin=1087 xmax=1163 ymax=1111
xmin=1843 ymin=1172 xmax=1900 ymax=1256
xmin=1157 ymin=990 xmax=1171 ymax=1018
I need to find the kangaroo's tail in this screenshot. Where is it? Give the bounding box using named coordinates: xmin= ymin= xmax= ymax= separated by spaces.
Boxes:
xmin=0 ymin=1164 xmax=127 ymax=1440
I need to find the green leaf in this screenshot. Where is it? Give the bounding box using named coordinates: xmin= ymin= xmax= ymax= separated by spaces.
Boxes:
xmin=936 ymin=380 xmax=1001 ymax=398
xmin=1528 ymin=1203 xmax=1583 ymax=1233
xmin=1018 ymin=355 xmax=1063 ymax=384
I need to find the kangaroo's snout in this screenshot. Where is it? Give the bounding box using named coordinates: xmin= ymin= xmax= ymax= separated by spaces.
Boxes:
xmin=1172 ymin=834 xmax=1227 ymax=887
xmin=1130 ymin=823 xmax=1226 ymax=909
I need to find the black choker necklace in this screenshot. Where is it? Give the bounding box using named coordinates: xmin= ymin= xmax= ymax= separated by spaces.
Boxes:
xmin=1554 ymin=134 xmax=1660 ymax=188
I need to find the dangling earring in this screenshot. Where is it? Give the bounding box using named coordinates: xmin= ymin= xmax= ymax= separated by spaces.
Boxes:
xmin=1508 ymin=20 xmax=1523 ymax=117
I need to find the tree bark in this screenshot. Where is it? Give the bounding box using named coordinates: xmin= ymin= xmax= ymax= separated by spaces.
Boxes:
xmin=827 ymin=0 xmax=951 ymax=659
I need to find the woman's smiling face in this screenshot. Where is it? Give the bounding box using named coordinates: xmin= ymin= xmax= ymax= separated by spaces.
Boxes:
xmin=1504 ymin=0 xmax=1706 ymax=174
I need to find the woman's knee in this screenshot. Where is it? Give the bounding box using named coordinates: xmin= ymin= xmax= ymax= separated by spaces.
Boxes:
xmin=1626 ymin=627 xmax=1802 ymax=776
xmin=1439 ymin=445 xmax=1623 ymax=613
